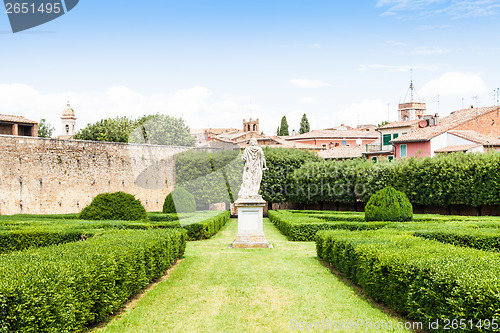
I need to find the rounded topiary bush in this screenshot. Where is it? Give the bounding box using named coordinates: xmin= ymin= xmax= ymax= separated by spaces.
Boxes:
xmin=365 ymin=187 xmax=413 ymax=222
xmin=163 ymin=188 xmax=196 ymax=213
xmin=79 ymin=192 xmax=148 ymax=221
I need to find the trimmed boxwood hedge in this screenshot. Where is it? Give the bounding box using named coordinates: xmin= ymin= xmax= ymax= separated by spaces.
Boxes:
xmin=182 ymin=211 xmax=230 ymax=240
xmin=413 ymin=227 xmax=500 ymax=251
xmin=268 ymin=210 xmax=389 ymax=241
xmin=163 ymin=188 xmax=196 ymax=214
xmin=79 ymin=192 xmax=148 ymax=221
xmin=0 ymin=228 xmax=93 ymax=254
xmin=0 ymin=228 xmax=186 ymax=333
xmin=365 ymin=187 xmax=413 ymax=222
xmin=316 ymin=229 xmax=500 ymax=332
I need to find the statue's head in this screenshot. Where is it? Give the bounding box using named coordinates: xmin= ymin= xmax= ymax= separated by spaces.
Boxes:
xmin=249 ymin=138 xmax=258 ymax=146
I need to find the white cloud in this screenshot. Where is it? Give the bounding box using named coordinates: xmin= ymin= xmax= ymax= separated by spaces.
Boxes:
xmin=324 ymin=99 xmax=391 ymax=127
xmin=359 ymin=64 xmax=440 ymax=72
xmin=411 ymin=46 xmax=450 ymax=55
xmin=377 ymin=0 xmax=500 ymax=18
xmin=420 ymin=72 xmax=488 ymax=97
xmin=0 ymin=84 xmax=268 ymax=136
xmin=290 ymin=79 xmax=332 ymax=88
xmin=298 ymin=97 xmax=318 ymax=105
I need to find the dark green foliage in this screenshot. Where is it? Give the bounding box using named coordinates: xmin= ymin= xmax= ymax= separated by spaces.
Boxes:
xmin=316 ymin=230 xmax=500 ymax=332
xmin=163 ymin=188 xmax=196 ymax=213
xmin=261 ymin=148 xmax=322 ymax=203
xmin=182 ymin=211 xmax=230 ymax=240
xmin=74 ymin=116 xmax=135 ymax=143
xmin=278 ymin=116 xmax=289 ymax=136
xmin=175 ymin=150 xmax=242 ymax=207
xmin=365 ymin=187 xmax=413 ymax=222
xmin=0 ymin=229 xmax=186 ymax=333
xmin=0 ymin=228 xmax=92 ymax=254
xmin=148 ymin=212 xmax=179 ymax=222
xmin=79 ymin=192 xmax=148 ymax=221
xmin=294 ymin=152 xmax=500 ymax=207
xmin=299 ymin=113 xmax=310 ymax=134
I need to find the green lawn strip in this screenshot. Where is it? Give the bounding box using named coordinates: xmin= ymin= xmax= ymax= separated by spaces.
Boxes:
xmin=94 ymin=219 xmax=412 ymax=333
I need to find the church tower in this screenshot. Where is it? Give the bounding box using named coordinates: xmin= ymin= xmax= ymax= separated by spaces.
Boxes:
xmin=61 ymin=101 xmax=77 ymax=137
xmin=243 ymin=118 xmax=259 ymax=133
xmin=398 ymin=78 xmax=426 ymax=121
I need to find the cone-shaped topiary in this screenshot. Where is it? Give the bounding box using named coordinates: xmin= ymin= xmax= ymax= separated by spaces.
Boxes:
xmin=365 ymin=186 xmax=413 ymax=222
xmin=79 ymin=192 xmax=148 ymax=221
xmin=163 ymin=188 xmax=196 ymax=213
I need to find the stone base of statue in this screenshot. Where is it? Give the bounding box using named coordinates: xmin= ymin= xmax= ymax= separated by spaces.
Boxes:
xmin=231 ymin=196 xmax=272 ymax=249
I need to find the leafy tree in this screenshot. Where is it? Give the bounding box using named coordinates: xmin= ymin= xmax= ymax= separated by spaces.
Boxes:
xmin=74 ymin=114 xmax=195 ymax=146
xmin=74 ymin=116 xmax=134 ymax=143
xmin=278 ymin=116 xmax=289 ymax=136
xmin=299 ymin=113 xmax=310 ymax=134
xmin=129 ymin=114 xmax=195 ymax=146
xmin=378 ymin=120 xmax=389 ymax=127
xmin=38 ymin=119 xmax=55 ymax=138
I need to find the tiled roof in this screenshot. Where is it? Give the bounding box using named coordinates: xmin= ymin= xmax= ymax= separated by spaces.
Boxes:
xmin=378 ymin=119 xmax=420 ymax=130
xmin=317 ymin=146 xmax=363 ymax=159
xmin=434 ymin=144 xmax=482 ymax=153
xmin=286 ymin=129 xmax=378 ymax=141
xmin=392 ymin=106 xmax=500 ymax=143
xmin=237 ymin=136 xmax=324 ymax=150
xmin=448 ymin=130 xmax=500 ymax=146
xmin=0 ymin=114 xmax=37 ymax=124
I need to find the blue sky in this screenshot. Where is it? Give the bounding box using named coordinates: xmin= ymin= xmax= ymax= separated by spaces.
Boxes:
xmin=1 ymin=0 xmax=500 ymax=135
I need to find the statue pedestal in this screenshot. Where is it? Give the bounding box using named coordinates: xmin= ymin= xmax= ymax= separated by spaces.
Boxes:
xmin=231 ymin=197 xmax=271 ymax=248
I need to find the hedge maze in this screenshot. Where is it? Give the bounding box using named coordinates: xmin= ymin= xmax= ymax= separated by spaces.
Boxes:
xmin=269 ymin=209 xmax=500 ymax=332
xmin=0 ymin=210 xmax=229 ymax=332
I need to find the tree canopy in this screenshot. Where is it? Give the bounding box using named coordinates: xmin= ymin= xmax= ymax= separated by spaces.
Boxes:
xmin=277 ymin=116 xmax=289 ymax=136
xmin=299 ymin=113 xmax=310 ymax=134
xmin=74 ymin=114 xmax=195 ymax=146
xmin=38 ymin=119 xmax=55 ymax=138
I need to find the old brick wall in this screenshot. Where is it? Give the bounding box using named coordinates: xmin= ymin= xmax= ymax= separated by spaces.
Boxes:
xmin=0 ymin=135 xmax=203 ymax=215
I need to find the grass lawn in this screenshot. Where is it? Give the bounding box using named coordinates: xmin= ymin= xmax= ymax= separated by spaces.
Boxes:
xmin=94 ymin=219 xmax=413 ymax=333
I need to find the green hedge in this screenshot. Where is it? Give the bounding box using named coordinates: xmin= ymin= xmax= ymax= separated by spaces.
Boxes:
xmin=79 ymin=192 xmax=148 ymax=221
xmin=413 ymin=227 xmax=500 ymax=252
xmin=0 ymin=228 xmax=93 ymax=254
xmin=182 ymin=211 xmax=230 ymax=240
xmin=316 ymin=230 xmax=500 ymax=332
xmin=0 ymin=228 xmax=186 ymax=333
xmin=293 ymin=152 xmax=500 ymax=207
xmin=268 ymin=210 xmax=388 ymax=241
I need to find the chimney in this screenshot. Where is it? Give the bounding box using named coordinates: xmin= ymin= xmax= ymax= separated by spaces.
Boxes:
xmin=434 ymin=113 xmax=439 ymax=125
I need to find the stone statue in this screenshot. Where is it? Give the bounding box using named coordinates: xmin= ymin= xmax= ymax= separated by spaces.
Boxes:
xmin=238 ymin=138 xmax=268 ymax=199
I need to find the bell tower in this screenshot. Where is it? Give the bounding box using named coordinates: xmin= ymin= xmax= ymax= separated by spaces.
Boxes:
xmin=243 ymin=118 xmax=259 ymax=133
xmin=398 ymin=71 xmax=427 ymax=121
xmin=61 ymin=101 xmax=77 ymax=137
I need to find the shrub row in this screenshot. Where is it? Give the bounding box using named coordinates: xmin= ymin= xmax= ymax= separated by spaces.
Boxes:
xmin=268 ymin=210 xmax=388 ymax=241
xmin=0 ymin=228 xmax=186 ymax=333
xmin=316 ymin=230 xmax=500 ymax=332
xmin=182 ymin=211 xmax=230 ymax=240
xmin=413 ymin=227 xmax=500 ymax=252
xmin=294 ymin=152 xmax=500 ymax=207
xmin=0 ymin=228 xmax=93 ymax=254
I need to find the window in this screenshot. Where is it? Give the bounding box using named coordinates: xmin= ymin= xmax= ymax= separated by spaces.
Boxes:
xmin=392 ymin=133 xmax=399 ymax=139
xmin=371 ymin=156 xmax=378 ymax=163
xmin=400 ymin=144 xmax=407 ymax=158
xmin=388 ymin=155 xmax=394 ymax=162
xmin=321 ymin=143 xmax=327 ymax=148
xmin=383 ymin=134 xmax=391 ymax=146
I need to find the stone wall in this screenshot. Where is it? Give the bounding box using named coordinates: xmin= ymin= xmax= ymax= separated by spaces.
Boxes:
xmin=0 ymin=135 xmax=206 ymax=215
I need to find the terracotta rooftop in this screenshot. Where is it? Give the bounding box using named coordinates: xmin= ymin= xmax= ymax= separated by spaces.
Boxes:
xmin=434 ymin=144 xmax=482 ymax=153
xmin=392 ymin=106 xmax=500 ymax=143
xmin=448 ymin=130 xmax=500 ymax=146
xmin=378 ymin=119 xmax=420 ymax=130
xmin=286 ymin=129 xmax=378 ymax=141
xmin=0 ymin=114 xmax=37 ymax=124
xmin=317 ymin=146 xmax=363 ymax=159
